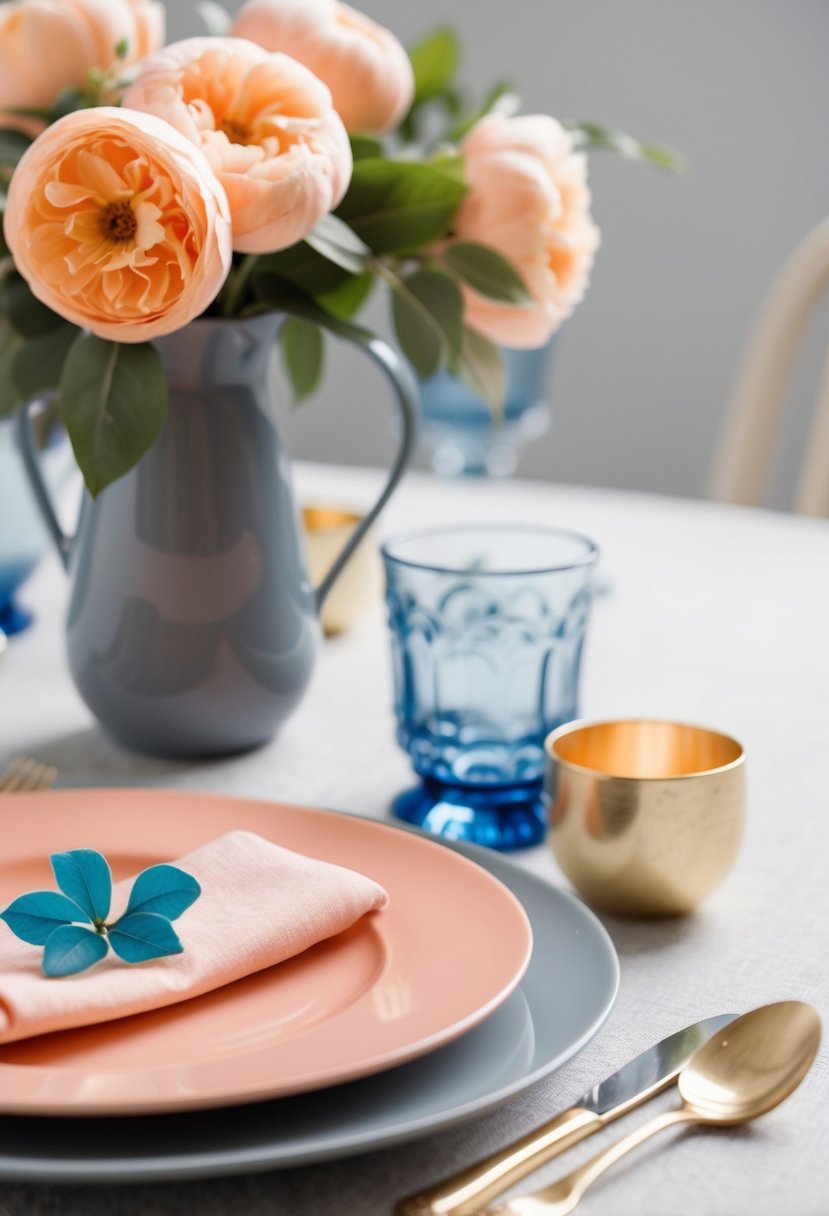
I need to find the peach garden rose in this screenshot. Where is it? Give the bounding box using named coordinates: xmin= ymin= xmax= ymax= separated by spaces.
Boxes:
xmin=231 ymin=0 xmax=414 ymax=135
xmin=450 ymin=113 xmax=601 ymax=349
xmin=0 ymin=0 xmax=165 ymax=115
xmin=3 ymin=106 xmax=232 ymax=343
xmin=122 ymin=37 xmax=352 ymax=254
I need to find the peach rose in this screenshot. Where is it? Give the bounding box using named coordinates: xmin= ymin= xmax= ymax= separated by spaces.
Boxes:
xmin=3 ymin=107 xmax=232 ymax=343
xmin=0 ymin=0 xmax=165 ymax=113
xmin=122 ymin=37 xmax=352 ymax=254
xmin=451 ymin=113 xmax=601 ymax=348
xmin=231 ymin=0 xmax=414 ymax=135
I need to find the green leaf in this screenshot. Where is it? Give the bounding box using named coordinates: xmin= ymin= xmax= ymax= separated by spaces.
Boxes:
xmin=59 ymin=335 xmax=167 ymax=497
xmin=0 ymin=321 xmax=24 ymax=417
xmin=350 ymin=134 xmax=383 ymax=162
xmin=280 ymin=317 xmax=325 ymax=403
xmin=441 ymin=242 xmax=531 ymax=303
xmin=108 ymin=911 xmax=182 ymax=963
xmin=49 ymin=87 xmax=87 ymax=122
xmin=455 ymin=326 xmax=506 ymax=415
xmin=2 ymin=277 xmax=66 ymax=337
xmin=42 ymin=924 xmax=108 ymax=977
xmin=316 ymin=271 xmax=374 ymax=320
xmin=125 ymin=864 xmax=201 ymax=921
xmin=11 ymin=323 xmax=76 ymax=400
xmin=0 ymin=890 xmax=91 ymax=945
xmin=304 ymin=213 xmax=369 ymax=275
xmin=254 ymin=243 xmax=352 ymax=297
xmin=409 ymin=28 xmax=461 ymax=105
xmin=50 ymin=850 xmax=112 ymax=924
xmin=195 ymin=0 xmax=232 ymax=36
xmin=565 ymin=120 xmax=687 ymax=174
xmin=114 ymin=36 xmax=129 ymax=59
xmin=336 ymin=159 xmax=467 ymax=255
xmin=392 ymin=266 xmax=463 ymax=379
xmin=0 ymin=212 xmax=8 ymax=259
xmin=0 ymin=128 xmax=32 ymax=169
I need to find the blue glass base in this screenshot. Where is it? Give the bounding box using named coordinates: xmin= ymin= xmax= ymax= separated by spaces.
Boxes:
xmin=392 ymin=779 xmax=546 ymax=852
xmin=0 ymin=597 xmax=33 ymax=637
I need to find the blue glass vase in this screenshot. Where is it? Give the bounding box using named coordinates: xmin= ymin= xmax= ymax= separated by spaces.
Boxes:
xmin=417 ymin=342 xmax=554 ymax=477
xmin=383 ymin=524 xmax=598 ymax=850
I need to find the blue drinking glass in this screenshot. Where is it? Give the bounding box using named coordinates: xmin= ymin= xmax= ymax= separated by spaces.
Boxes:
xmin=383 ymin=524 xmax=598 ymax=850
xmin=417 ymin=342 xmax=554 ymax=477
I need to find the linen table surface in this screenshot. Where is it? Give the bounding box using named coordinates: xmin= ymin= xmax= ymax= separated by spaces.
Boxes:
xmin=0 ymin=464 xmax=827 ymax=1216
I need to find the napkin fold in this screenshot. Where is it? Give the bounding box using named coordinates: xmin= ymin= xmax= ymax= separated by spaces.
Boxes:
xmin=0 ymin=830 xmax=389 ymax=1045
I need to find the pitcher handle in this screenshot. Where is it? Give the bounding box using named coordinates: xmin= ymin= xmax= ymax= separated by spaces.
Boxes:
xmin=301 ymin=313 xmax=418 ymax=613
xmin=16 ymin=398 xmax=76 ymax=573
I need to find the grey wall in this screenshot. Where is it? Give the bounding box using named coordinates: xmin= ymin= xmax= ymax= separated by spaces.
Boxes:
xmin=166 ymin=1 xmax=829 ymax=505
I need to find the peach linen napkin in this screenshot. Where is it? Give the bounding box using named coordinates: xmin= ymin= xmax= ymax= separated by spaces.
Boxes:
xmin=0 ymin=830 xmax=389 ymax=1045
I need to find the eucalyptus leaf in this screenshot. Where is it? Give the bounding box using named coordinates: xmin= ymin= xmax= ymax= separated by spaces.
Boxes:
xmin=392 ymin=266 xmax=462 ymax=379
xmin=125 ymin=864 xmax=201 ymax=922
xmin=0 ymin=890 xmax=90 ymax=945
xmin=195 ymin=0 xmax=232 ymax=35
xmin=0 ymin=213 xmax=8 ymax=259
xmin=50 ymin=849 xmax=112 ymax=924
xmin=441 ymin=242 xmax=531 ymax=303
xmin=280 ymin=317 xmax=325 ymax=403
xmin=11 ymin=323 xmax=76 ymax=400
xmin=304 ymin=213 xmax=370 ymax=275
xmin=350 ymin=134 xmax=383 ymax=161
xmin=2 ymin=277 xmax=65 ymax=337
xmin=0 ymin=321 xmax=24 ymax=417
xmin=0 ymin=128 xmax=32 ymax=169
xmin=315 ymin=271 xmax=374 ymax=321
xmin=565 ymin=120 xmax=687 ymax=174
xmin=109 ymin=912 xmax=183 ymax=963
xmin=456 ymin=326 xmax=506 ymax=415
xmin=254 ymin=242 xmax=352 ymax=297
xmin=59 ymin=335 xmax=167 ymax=497
xmin=336 ymin=159 xmax=468 ymax=255
xmin=408 ymin=28 xmax=461 ymax=105
xmin=42 ymin=924 xmax=108 ymax=977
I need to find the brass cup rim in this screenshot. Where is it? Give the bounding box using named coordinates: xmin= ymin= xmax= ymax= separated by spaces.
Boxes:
xmin=545 ymin=718 xmax=745 ymax=782
xmin=302 ymin=503 xmax=364 ymax=535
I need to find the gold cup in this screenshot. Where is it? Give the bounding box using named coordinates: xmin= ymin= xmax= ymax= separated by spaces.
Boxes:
xmin=302 ymin=503 xmax=382 ymax=637
xmin=544 ymin=719 xmax=745 ymax=916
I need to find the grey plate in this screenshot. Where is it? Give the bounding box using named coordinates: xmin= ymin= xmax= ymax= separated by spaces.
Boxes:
xmin=0 ymin=841 xmax=619 ymax=1184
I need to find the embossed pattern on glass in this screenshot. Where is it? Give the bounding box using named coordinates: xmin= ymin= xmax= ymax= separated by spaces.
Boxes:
xmin=383 ymin=525 xmax=598 ymax=850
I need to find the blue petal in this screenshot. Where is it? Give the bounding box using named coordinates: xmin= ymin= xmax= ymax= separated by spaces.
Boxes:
xmin=50 ymin=850 xmax=112 ymax=922
xmin=43 ymin=924 xmax=108 ymax=977
xmin=0 ymin=891 xmax=91 ymax=945
xmin=125 ymin=864 xmax=201 ymax=922
xmin=108 ymin=912 xmax=183 ymax=963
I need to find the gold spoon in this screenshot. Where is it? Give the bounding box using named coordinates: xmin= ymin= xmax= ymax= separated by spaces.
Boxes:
xmin=488 ymin=1001 xmax=821 ymax=1216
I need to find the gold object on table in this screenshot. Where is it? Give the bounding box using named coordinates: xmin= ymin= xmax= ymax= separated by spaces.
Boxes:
xmin=302 ymin=504 xmax=382 ymax=636
xmin=0 ymin=755 xmax=58 ymax=793
xmin=493 ymin=1001 xmax=821 ymax=1215
xmin=545 ymin=719 xmax=745 ymax=916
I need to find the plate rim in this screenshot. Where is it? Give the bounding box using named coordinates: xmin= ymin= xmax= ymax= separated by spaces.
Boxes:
xmin=0 ymin=790 xmax=534 ymax=1114
xmin=0 ymin=828 xmax=620 ymax=1182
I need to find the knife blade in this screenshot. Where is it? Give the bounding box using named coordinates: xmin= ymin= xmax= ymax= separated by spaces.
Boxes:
xmin=395 ymin=1013 xmax=737 ymax=1216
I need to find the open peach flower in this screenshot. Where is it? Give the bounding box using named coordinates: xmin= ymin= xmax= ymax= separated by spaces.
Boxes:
xmin=0 ymin=0 xmax=165 ymax=114
xmin=3 ymin=107 xmax=232 ymax=343
xmin=231 ymin=0 xmax=414 ymax=135
xmin=451 ymin=113 xmax=601 ymax=349
xmin=122 ymin=37 xmax=352 ymax=254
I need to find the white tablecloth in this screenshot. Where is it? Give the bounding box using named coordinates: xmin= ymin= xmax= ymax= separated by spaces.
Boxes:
xmin=1 ymin=465 xmax=828 ymax=1216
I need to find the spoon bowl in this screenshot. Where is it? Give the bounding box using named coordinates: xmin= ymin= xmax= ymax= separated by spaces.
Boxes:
xmin=495 ymin=1001 xmax=821 ymax=1216
xmin=679 ymin=1000 xmax=821 ymax=1123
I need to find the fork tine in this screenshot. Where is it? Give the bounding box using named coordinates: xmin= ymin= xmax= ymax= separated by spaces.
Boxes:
xmin=21 ymin=764 xmax=58 ymax=792
xmin=0 ymin=756 xmax=57 ymax=794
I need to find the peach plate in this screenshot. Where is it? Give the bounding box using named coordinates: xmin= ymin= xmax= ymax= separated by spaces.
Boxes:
xmin=0 ymin=790 xmax=533 ymax=1116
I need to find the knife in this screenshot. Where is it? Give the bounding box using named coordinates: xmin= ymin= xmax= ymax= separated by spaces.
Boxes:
xmin=395 ymin=1013 xmax=736 ymax=1216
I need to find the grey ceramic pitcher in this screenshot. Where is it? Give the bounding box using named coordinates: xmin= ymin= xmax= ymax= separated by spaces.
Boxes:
xmin=18 ymin=313 xmax=417 ymax=758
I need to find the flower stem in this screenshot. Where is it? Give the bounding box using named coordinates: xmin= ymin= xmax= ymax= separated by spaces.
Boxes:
xmin=219 ymin=254 xmax=258 ymax=318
